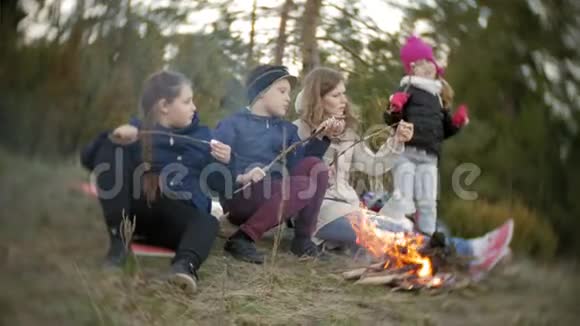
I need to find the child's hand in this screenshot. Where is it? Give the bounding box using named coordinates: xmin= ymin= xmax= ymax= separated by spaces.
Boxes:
xmin=237 ymin=167 xmax=266 ymax=185
xmin=388 ymin=92 xmax=410 ymax=113
xmin=110 ymin=124 xmax=138 ymax=145
xmin=452 ymin=104 xmax=470 ymax=128
xmin=210 ymin=140 xmax=232 ymax=164
xmin=395 ymin=121 xmax=414 ymax=142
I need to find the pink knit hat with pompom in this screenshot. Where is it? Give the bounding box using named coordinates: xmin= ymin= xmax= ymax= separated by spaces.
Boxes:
xmin=400 ymin=36 xmax=444 ymax=76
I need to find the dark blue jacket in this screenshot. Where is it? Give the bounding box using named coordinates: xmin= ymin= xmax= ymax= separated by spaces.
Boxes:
xmin=81 ymin=115 xmax=228 ymax=213
xmin=143 ymin=116 xmax=228 ymax=212
xmin=213 ymin=108 xmax=330 ymax=181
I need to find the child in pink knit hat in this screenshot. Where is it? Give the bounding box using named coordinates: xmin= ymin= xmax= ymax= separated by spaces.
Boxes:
xmin=400 ymin=35 xmax=445 ymax=77
xmin=381 ymin=35 xmax=469 ymax=236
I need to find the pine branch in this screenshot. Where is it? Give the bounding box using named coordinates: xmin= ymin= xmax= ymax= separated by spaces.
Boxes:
xmin=322 ymin=2 xmax=385 ymax=35
xmin=317 ymin=36 xmax=371 ymax=67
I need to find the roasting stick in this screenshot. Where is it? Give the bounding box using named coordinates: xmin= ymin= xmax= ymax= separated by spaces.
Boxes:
xmin=328 ymin=122 xmax=400 ymax=167
xmin=138 ymin=130 xmax=212 ymax=145
xmin=232 ymin=124 xmax=329 ymax=195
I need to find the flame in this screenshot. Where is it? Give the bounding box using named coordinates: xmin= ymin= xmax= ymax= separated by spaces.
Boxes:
xmin=349 ymin=204 xmax=433 ymax=278
xmin=431 ymin=276 xmax=443 ymax=287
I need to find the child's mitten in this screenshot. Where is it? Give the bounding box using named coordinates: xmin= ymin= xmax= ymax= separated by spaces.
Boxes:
xmin=452 ymin=104 xmax=469 ymax=128
xmin=389 ymin=92 xmax=410 ymax=113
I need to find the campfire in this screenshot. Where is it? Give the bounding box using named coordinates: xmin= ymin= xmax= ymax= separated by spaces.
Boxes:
xmin=342 ymin=206 xmax=462 ymax=291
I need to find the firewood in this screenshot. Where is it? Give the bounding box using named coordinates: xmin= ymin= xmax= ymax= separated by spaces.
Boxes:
xmin=360 ymin=269 xmax=398 ymax=279
xmin=391 ymin=284 xmax=417 ymax=292
xmin=342 ymin=268 xmax=367 ymax=280
xmin=363 ymin=264 xmax=416 ymax=277
xmin=342 ymin=262 xmax=386 ymax=280
xmin=391 ymin=278 xmax=424 ymax=292
xmin=367 ymin=262 xmax=387 ymax=271
xmin=354 ymin=273 xmax=408 ymax=286
xmin=389 ymin=264 xmax=418 ymax=274
xmin=403 ymin=279 xmax=424 ymax=290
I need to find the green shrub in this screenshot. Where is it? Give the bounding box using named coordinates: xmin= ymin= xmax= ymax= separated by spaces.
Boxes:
xmin=441 ymin=198 xmax=558 ymax=259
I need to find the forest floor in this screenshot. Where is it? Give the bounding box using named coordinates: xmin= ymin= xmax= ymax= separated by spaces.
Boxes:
xmin=1 ymin=151 xmax=579 ymax=325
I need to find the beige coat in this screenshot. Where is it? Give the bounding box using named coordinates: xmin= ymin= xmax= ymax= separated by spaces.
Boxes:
xmin=293 ymin=119 xmax=404 ymax=243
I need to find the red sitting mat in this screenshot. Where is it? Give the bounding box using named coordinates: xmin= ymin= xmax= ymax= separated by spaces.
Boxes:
xmin=131 ymin=243 xmax=175 ymax=258
xmin=73 ymin=182 xmax=98 ymax=198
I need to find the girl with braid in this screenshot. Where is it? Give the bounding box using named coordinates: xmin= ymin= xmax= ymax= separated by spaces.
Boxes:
xmin=81 ymin=70 xmax=231 ymax=294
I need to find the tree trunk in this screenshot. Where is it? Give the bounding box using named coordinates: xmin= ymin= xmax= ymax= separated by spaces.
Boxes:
xmin=0 ymin=0 xmax=26 ymax=48
xmin=274 ymin=0 xmax=293 ymax=65
xmin=301 ymin=0 xmax=322 ymax=76
xmin=246 ymin=0 xmax=258 ymax=68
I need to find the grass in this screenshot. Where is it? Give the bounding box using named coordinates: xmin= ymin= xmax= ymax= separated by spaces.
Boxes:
xmin=1 ymin=151 xmax=579 ymax=325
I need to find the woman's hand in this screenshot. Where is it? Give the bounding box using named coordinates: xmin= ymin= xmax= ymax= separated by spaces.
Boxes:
xmin=318 ymin=116 xmax=346 ymax=138
xmin=210 ymin=139 xmax=231 ymax=164
xmin=236 ymin=167 xmax=266 ymax=185
xmin=110 ymin=124 xmax=138 ymax=145
xmin=395 ymin=121 xmax=414 ymax=143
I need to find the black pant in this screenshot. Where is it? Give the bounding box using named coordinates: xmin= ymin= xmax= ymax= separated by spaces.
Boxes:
xmin=93 ymin=138 xmax=218 ymax=268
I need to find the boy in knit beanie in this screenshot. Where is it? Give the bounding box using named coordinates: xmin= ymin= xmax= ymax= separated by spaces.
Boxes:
xmin=213 ymin=65 xmax=339 ymax=264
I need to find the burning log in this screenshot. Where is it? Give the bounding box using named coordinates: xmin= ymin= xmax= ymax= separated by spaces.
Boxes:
xmin=391 ymin=279 xmax=422 ymax=292
xmin=344 ymin=264 xmax=428 ymax=287
xmin=359 ymin=265 xmax=418 ymax=279
xmin=354 ymin=273 xmax=408 ymax=286
xmin=343 ymin=258 xmax=459 ymax=290
xmin=345 ymin=264 xmax=428 ymax=287
xmin=342 ymin=268 xmax=368 ymax=280
xmin=340 ymin=207 xmax=469 ymax=291
xmin=342 ymin=262 xmax=384 ymax=280
xmin=343 ymin=260 xmax=463 ymax=291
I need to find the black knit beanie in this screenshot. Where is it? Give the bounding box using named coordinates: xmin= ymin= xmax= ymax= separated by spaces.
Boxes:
xmin=245 ymin=65 xmax=297 ymax=105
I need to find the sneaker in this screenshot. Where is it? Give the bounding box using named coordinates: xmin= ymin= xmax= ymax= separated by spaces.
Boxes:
xmin=470 ymin=247 xmax=506 ymax=280
xmin=224 ymin=236 xmax=264 ymax=264
xmin=499 ymin=247 xmax=513 ymax=263
xmin=168 ymin=260 xmax=198 ymax=294
xmin=470 ymin=219 xmax=514 ymax=258
xmin=290 ymin=237 xmax=327 ymax=260
xmin=104 ymin=229 xmax=129 ymax=268
xmin=469 ymin=219 xmax=514 ymax=278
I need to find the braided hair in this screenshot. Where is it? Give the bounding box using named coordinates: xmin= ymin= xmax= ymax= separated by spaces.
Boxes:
xmin=139 ymin=70 xmax=191 ymax=203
